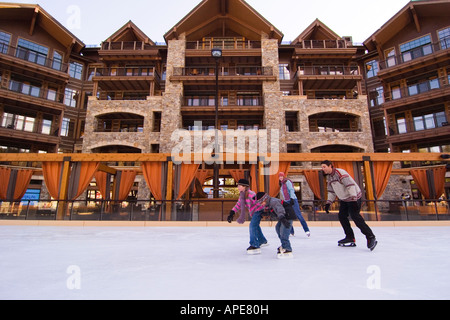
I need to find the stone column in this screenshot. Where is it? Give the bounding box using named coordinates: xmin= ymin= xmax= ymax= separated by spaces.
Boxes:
xmin=160 ymin=39 xmax=186 ymax=153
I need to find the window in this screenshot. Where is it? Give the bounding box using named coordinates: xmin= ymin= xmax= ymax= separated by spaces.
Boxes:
xmin=52 ymin=51 xmax=63 ymax=71
xmin=279 ymin=64 xmax=290 ymax=80
xmin=413 ymin=111 xmax=447 ymax=131
xmin=69 ymin=61 xmax=83 ymax=80
xmin=41 ymin=119 xmax=52 ymax=135
xmin=64 ymin=88 xmax=78 ymax=107
xmin=0 ymin=31 xmax=11 ymax=54
xmin=385 ymin=48 xmax=396 ymax=67
xmin=391 ymin=85 xmax=401 ymax=100
xmin=438 ymin=27 xmax=450 ymax=49
xmin=366 ymin=60 xmax=378 ymax=78
xmin=61 ymin=118 xmax=70 ymax=136
xmin=369 ymin=87 xmax=384 ymax=107
xmin=400 ymin=35 xmax=432 ymax=62
xmin=396 ymin=114 xmax=407 ymax=134
xmin=16 ymin=38 xmax=48 ymax=65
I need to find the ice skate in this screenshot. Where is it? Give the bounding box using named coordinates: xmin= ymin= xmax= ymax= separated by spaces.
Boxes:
xmin=246 ymin=246 xmax=261 ymax=255
xmin=367 ymin=237 xmax=378 ymax=251
xmin=338 ymin=238 xmax=356 ymax=247
xmin=277 ymin=246 xmax=293 ymax=259
xmin=306 ymin=231 xmax=311 ymax=237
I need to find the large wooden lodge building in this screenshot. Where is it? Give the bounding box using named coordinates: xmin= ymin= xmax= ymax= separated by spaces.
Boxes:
xmin=0 ymin=0 xmax=449 ymax=220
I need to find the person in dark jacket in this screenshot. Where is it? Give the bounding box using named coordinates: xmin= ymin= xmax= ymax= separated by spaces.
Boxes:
xmin=256 ymin=192 xmax=297 ymax=259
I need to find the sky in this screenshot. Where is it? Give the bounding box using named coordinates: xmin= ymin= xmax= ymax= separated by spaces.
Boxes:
xmin=10 ymin=0 xmax=409 ymax=46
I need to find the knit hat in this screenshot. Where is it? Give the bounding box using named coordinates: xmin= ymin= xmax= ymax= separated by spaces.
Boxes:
xmin=279 ymin=172 xmax=285 ymax=177
xmin=256 ymin=192 xmax=270 ymax=204
xmin=237 ymin=179 xmax=250 ymax=187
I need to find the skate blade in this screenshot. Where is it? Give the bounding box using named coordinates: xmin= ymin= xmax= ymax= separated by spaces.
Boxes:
xmin=338 ymin=243 xmax=356 ymax=247
xmin=369 ymin=241 xmax=378 ymax=251
xmin=277 ymin=253 xmax=293 ymax=259
xmin=247 ymin=249 xmax=261 ymax=255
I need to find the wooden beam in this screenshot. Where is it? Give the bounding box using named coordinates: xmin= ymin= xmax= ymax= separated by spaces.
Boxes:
xmin=0 ymin=153 xmax=448 ymax=163
xmin=29 ymin=7 xmax=38 ymax=36
xmin=56 ymin=158 xmax=71 ymax=220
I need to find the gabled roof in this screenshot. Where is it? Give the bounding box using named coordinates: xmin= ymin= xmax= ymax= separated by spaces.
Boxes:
xmin=291 ymin=19 xmax=341 ymax=45
xmin=164 ymin=0 xmax=283 ymax=43
xmin=364 ymin=0 xmax=450 ymax=51
xmin=0 ymin=2 xmax=85 ymax=53
xmin=104 ymin=20 xmax=155 ymax=45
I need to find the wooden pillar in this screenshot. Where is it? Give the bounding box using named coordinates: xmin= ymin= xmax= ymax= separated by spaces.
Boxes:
xmin=362 ymin=157 xmax=375 ymax=212
xmin=258 ymin=160 xmax=265 ymax=193
xmin=165 ymin=159 xmax=173 ymax=221
xmin=56 ymin=157 xmax=71 ymax=220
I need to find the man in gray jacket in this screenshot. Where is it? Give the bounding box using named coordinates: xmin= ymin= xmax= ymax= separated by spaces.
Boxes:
xmin=256 ymin=192 xmax=297 ymax=258
xmin=321 ymin=160 xmax=377 ymax=251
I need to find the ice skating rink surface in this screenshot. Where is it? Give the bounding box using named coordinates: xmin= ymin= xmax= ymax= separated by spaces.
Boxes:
xmin=1 ymin=223 xmax=449 ymax=300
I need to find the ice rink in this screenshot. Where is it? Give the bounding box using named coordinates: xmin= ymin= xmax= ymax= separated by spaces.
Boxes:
xmin=1 ymin=224 xmax=449 ymax=300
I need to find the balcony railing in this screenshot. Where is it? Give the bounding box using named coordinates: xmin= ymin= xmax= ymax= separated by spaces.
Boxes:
xmin=1 ymin=79 xmax=66 ymax=105
xmin=100 ymin=41 xmax=155 ymax=51
xmin=296 ymin=65 xmax=360 ymax=76
xmin=0 ymin=43 xmax=69 ymax=73
xmin=183 ymin=96 xmax=263 ymax=107
xmin=379 ymin=36 xmax=450 ymax=71
xmin=294 ymin=40 xmax=348 ymax=49
xmin=186 ymin=40 xmax=261 ymax=50
xmin=174 ymin=66 xmax=273 ymax=77
xmin=92 ymin=67 xmax=159 ymax=79
xmin=385 ymin=76 xmax=449 ymax=102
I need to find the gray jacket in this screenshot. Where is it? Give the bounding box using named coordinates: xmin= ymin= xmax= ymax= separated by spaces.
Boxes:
xmin=264 ymin=197 xmax=296 ymax=220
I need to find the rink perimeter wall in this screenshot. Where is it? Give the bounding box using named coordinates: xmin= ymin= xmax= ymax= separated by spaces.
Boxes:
xmin=1 ymin=220 xmax=450 ymax=227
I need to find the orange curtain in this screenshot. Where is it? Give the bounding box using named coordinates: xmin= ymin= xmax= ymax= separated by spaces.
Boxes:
xmin=13 ymin=169 xmax=33 ymax=201
xmin=372 ymin=161 xmax=393 ymax=198
xmin=432 ymin=166 xmax=447 ymax=198
xmin=229 ymin=169 xmax=246 ymax=183
xmin=195 ymin=169 xmax=210 ymax=186
xmin=411 ymin=166 xmax=446 ymax=199
xmin=141 ymin=162 xmax=163 ymax=200
xmin=0 ymin=167 xmax=11 ymax=199
xmin=269 ymin=162 xmax=291 ymax=197
xmin=70 ymin=162 xmax=99 ymax=200
xmin=334 ymin=161 xmax=355 ymax=179
xmin=304 ymin=170 xmax=322 ymax=199
xmin=116 ymin=170 xmax=136 ymax=201
xmin=176 ymin=163 xmax=200 ymax=200
xmin=250 ymin=164 xmax=258 ymax=192
xmin=42 ymin=162 xmax=63 ymax=199
xmin=0 ymin=168 xmax=32 ymax=201
xmin=94 ymin=171 xmax=109 ymax=199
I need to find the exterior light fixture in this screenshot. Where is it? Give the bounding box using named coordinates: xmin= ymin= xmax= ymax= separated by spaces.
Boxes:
xmin=211 ymin=48 xmax=222 ymax=59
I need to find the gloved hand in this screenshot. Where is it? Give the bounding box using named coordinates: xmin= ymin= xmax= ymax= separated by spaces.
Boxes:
xmin=227 ymin=210 xmax=235 ymax=223
xmin=324 ymin=203 xmax=330 ymax=214
xmin=280 ymin=217 xmax=290 ymax=228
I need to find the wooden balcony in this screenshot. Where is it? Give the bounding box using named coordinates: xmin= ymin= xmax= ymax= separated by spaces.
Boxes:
xmin=377 ymin=39 xmax=450 ymax=81
xmin=293 ymin=40 xmax=357 ymax=59
xmin=99 ymin=41 xmax=160 ymax=60
xmin=0 ymin=84 xmax=65 ymax=113
xmin=0 ymin=43 xmax=69 ymax=82
xmin=185 ymin=40 xmax=261 ymax=57
xmin=0 ymin=126 xmax=60 ymax=146
xmin=295 ymin=65 xmax=362 ymax=91
xmin=171 ymin=66 xmax=276 ymax=84
xmin=92 ymin=67 xmax=161 ymax=92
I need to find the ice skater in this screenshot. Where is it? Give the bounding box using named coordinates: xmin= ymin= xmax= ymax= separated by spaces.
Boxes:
xmin=321 ymin=160 xmax=377 ymax=251
xmin=279 ymin=172 xmax=310 ymax=237
xmin=227 ymin=179 xmax=267 ymax=255
xmin=255 ymin=192 xmax=296 ymax=259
